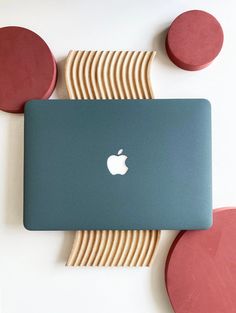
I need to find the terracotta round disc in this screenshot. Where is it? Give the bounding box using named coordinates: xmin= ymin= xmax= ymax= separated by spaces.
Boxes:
xmin=0 ymin=26 xmax=57 ymax=113
xmin=166 ymin=208 xmax=236 ymax=313
xmin=166 ymin=10 xmax=224 ymax=70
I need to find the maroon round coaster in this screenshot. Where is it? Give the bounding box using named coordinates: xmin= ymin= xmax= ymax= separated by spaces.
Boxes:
xmin=166 ymin=208 xmax=236 ymax=313
xmin=0 ymin=26 xmax=57 ymax=113
xmin=166 ymin=10 xmax=224 ymax=70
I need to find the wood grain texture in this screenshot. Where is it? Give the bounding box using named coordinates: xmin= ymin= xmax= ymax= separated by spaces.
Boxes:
xmin=65 ymin=50 xmax=160 ymax=267
xmin=65 ymin=50 xmax=156 ymax=101
xmin=67 ymin=230 xmax=160 ymax=267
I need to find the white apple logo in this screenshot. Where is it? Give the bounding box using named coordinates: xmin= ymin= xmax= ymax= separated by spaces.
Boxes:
xmin=107 ymin=149 xmax=128 ymax=175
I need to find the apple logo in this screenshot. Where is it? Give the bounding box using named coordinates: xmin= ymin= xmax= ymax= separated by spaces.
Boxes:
xmin=107 ymin=149 xmax=128 ymax=175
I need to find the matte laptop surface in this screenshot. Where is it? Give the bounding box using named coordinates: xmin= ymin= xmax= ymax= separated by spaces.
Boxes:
xmin=24 ymin=99 xmax=212 ymax=230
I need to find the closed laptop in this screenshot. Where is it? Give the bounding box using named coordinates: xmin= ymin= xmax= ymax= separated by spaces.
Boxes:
xmin=24 ymin=99 xmax=212 ymax=230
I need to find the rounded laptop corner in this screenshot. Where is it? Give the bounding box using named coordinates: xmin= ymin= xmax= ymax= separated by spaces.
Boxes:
xmin=23 ymin=216 xmax=34 ymax=231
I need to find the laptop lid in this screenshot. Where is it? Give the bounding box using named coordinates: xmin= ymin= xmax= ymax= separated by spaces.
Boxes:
xmin=24 ymin=99 xmax=212 ymax=230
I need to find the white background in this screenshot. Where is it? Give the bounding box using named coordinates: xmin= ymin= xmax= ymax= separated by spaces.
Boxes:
xmin=0 ymin=1 xmax=235 ymax=312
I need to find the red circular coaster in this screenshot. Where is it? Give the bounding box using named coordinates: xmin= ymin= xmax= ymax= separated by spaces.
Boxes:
xmin=0 ymin=26 xmax=57 ymax=113
xmin=166 ymin=208 xmax=236 ymax=313
xmin=166 ymin=10 xmax=224 ymax=70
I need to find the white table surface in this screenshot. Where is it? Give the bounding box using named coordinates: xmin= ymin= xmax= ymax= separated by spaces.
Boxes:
xmin=0 ymin=1 xmax=235 ymax=312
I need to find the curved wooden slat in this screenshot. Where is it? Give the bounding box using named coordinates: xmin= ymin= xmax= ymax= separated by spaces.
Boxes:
xmin=143 ymin=230 xmax=160 ymax=266
xmin=121 ymin=51 xmax=132 ymax=99
xmin=78 ymin=51 xmax=89 ymax=99
xmin=72 ymin=51 xmax=83 ymax=99
xmin=92 ymin=230 xmax=109 ymax=266
xmin=105 ymin=230 xmax=120 ymax=266
xmin=74 ymin=230 xmax=89 ymax=266
xmin=130 ymin=230 xmax=145 ymax=266
xmin=109 ymin=51 xmax=120 ymax=99
xmin=65 ymin=50 xmax=77 ymax=99
xmin=97 ymin=51 xmax=108 ymax=99
xmin=80 ymin=230 xmax=95 ymax=266
xmin=140 ymin=52 xmax=152 ymax=99
xmin=115 ymin=51 xmax=126 ymax=99
xmin=103 ymin=51 xmax=113 ymax=99
xmin=134 ymin=51 xmax=145 ymax=99
xmin=98 ymin=230 xmax=114 ymax=266
xmin=127 ymin=51 xmax=138 ymax=99
xmin=123 ymin=230 xmax=138 ymax=266
xmin=90 ymin=51 xmax=102 ymax=99
xmin=136 ymin=230 xmax=150 ymax=266
xmin=66 ymin=230 xmax=83 ymax=266
xmin=111 ymin=230 xmax=126 ymax=266
xmin=146 ymin=51 xmax=156 ymax=99
xmin=84 ymin=51 xmax=96 ymax=99
xmin=87 ymin=230 xmax=102 ymax=266
xmin=117 ymin=230 xmax=132 ymax=266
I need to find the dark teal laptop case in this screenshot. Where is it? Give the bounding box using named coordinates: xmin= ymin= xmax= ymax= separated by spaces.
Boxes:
xmin=24 ymin=99 xmax=212 ymax=230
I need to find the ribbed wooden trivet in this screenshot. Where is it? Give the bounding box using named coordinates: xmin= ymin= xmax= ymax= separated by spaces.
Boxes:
xmin=65 ymin=51 xmax=160 ymax=266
